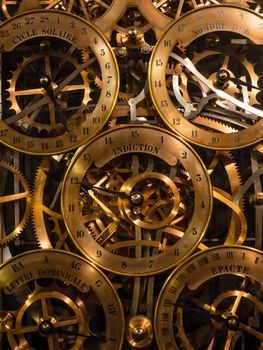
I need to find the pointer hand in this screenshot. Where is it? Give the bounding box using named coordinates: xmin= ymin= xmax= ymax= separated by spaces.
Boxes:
xmin=229 ymin=77 xmax=261 ymax=91
xmin=91 ymin=185 xmax=130 ymax=199
xmin=170 ymin=51 xmax=263 ymax=118
xmin=79 ymin=180 xmax=130 ymax=199
xmin=5 ymin=57 xmax=97 ymax=125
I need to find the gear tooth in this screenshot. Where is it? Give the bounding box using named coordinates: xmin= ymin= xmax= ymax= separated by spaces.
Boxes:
xmin=0 ymin=161 xmax=31 ymax=246
xmin=1 ymin=2 xmax=10 ymax=20
xmin=118 ymin=92 xmax=131 ymax=102
xmin=31 ymin=213 xmax=42 ymax=248
xmin=197 ymin=116 xmax=238 ymax=133
xmin=31 ymin=157 xmax=53 ymax=249
xmin=94 ymin=76 xmax=102 ymax=89
xmin=6 ymin=50 xmax=92 ymax=134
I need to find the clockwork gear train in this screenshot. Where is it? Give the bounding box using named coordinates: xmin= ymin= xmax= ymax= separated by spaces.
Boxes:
xmin=0 ymin=0 xmax=262 ymax=349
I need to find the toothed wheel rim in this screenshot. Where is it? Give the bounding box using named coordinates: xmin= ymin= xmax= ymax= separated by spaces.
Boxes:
xmin=0 ymin=160 xmax=31 ymax=246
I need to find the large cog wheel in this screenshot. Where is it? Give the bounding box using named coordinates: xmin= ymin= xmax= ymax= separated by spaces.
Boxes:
xmin=0 ymin=249 xmax=125 ymax=349
xmin=154 ymin=245 xmax=263 ymax=349
xmin=200 ymin=150 xmax=247 ymax=247
xmin=0 ymin=10 xmax=119 ymax=155
xmin=0 ymin=160 xmax=31 ymax=246
xmin=32 ymin=156 xmax=74 ymax=250
xmin=6 ymin=50 xmax=92 ymax=135
xmin=1 ymin=0 xmax=114 ymax=22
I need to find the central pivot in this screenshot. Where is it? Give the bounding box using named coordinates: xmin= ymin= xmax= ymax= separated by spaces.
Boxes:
xmin=126 ymin=315 xmax=153 ymax=348
xmin=130 ymin=192 xmax=144 ymax=206
xmin=132 ymin=327 xmax=145 ymax=340
xmin=226 ymin=315 xmax=239 ymax=331
xmin=216 ymin=69 xmax=230 ymax=85
xmin=40 ymin=75 xmax=51 ymax=86
xmin=39 ymin=320 xmax=54 ymax=336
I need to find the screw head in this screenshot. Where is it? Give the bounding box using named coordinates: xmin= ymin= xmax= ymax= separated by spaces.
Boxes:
xmin=39 ymin=320 xmax=53 ymax=335
xmin=40 ymin=76 xmax=50 ymax=86
xmin=132 ymin=327 xmax=145 ymax=340
xmin=127 ymin=28 xmax=138 ymax=38
xmin=132 ymin=206 xmax=141 ymax=215
xmin=130 ymin=192 xmax=143 ymax=206
xmin=118 ymin=48 xmax=126 ymax=57
xmin=217 ymin=69 xmax=230 ymax=84
xmin=226 ymin=316 xmax=239 ymax=330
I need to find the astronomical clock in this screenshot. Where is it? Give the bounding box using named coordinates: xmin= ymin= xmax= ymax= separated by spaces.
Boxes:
xmin=0 ymin=1 xmax=262 ymax=349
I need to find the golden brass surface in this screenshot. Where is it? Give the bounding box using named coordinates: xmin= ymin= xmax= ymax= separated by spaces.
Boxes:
xmin=154 ymin=245 xmax=263 ymax=349
xmin=149 ymin=5 xmax=263 ymax=149
xmin=0 ymin=2 xmax=262 ymax=349
xmin=61 ymin=125 xmax=213 ymax=275
xmin=0 ymin=249 xmax=125 ymax=349
xmin=0 ymin=9 xmax=119 ymax=154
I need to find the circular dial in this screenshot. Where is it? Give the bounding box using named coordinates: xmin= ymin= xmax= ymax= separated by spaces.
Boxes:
xmin=149 ymin=5 xmax=263 ymax=149
xmin=155 ymin=245 xmax=263 ymax=349
xmin=0 ymin=249 xmax=124 ymax=349
xmin=0 ymin=9 xmax=119 ymax=155
xmin=61 ymin=125 xmax=212 ymax=276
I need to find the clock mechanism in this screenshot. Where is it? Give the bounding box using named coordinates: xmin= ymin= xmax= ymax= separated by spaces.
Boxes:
xmin=0 ymin=1 xmax=262 ymax=349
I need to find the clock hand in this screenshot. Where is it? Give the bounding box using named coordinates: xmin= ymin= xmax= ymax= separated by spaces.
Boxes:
xmin=39 ymin=75 xmax=57 ymax=104
xmin=229 ymin=76 xmax=261 ymax=91
xmin=170 ymin=52 xmax=263 ymax=118
xmin=78 ymin=180 xmax=130 ymax=199
xmin=5 ymin=57 xmax=97 ymax=125
xmin=91 ymin=185 xmax=130 ymax=199
xmin=5 ymin=95 xmax=52 ymax=125
xmin=53 ymin=56 xmax=97 ymax=97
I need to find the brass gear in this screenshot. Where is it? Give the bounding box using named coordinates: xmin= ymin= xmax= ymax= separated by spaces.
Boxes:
xmin=151 ymin=0 xmax=263 ymax=20
xmin=149 ymin=5 xmax=263 ymax=149
xmin=0 ymin=249 xmax=125 ymax=349
xmin=0 ymin=10 xmax=119 ymax=155
xmin=173 ymin=289 xmax=263 ymax=349
xmin=1 ymin=0 xmax=114 ymax=22
xmin=203 ymin=150 xmax=247 ymax=246
xmin=32 ymin=157 xmax=73 ymax=250
xmin=179 ymin=47 xmax=259 ymax=122
xmin=212 ymin=290 xmax=263 ymax=314
xmin=6 ymin=50 xmax=92 ymax=135
xmin=61 ymin=125 xmax=213 ymax=276
xmin=0 ymin=160 xmax=31 ymax=246
xmin=7 ymin=286 xmax=90 ymax=350
xmin=155 ymin=245 xmax=263 ymax=350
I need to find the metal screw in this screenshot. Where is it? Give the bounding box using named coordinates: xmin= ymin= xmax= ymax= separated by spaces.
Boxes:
xmin=132 ymin=206 xmax=141 ymax=215
xmin=40 ymin=76 xmax=50 ymax=86
xmin=127 ymin=28 xmax=138 ymax=38
xmin=132 ymin=327 xmax=145 ymax=340
xmin=130 ymin=192 xmax=143 ymax=206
